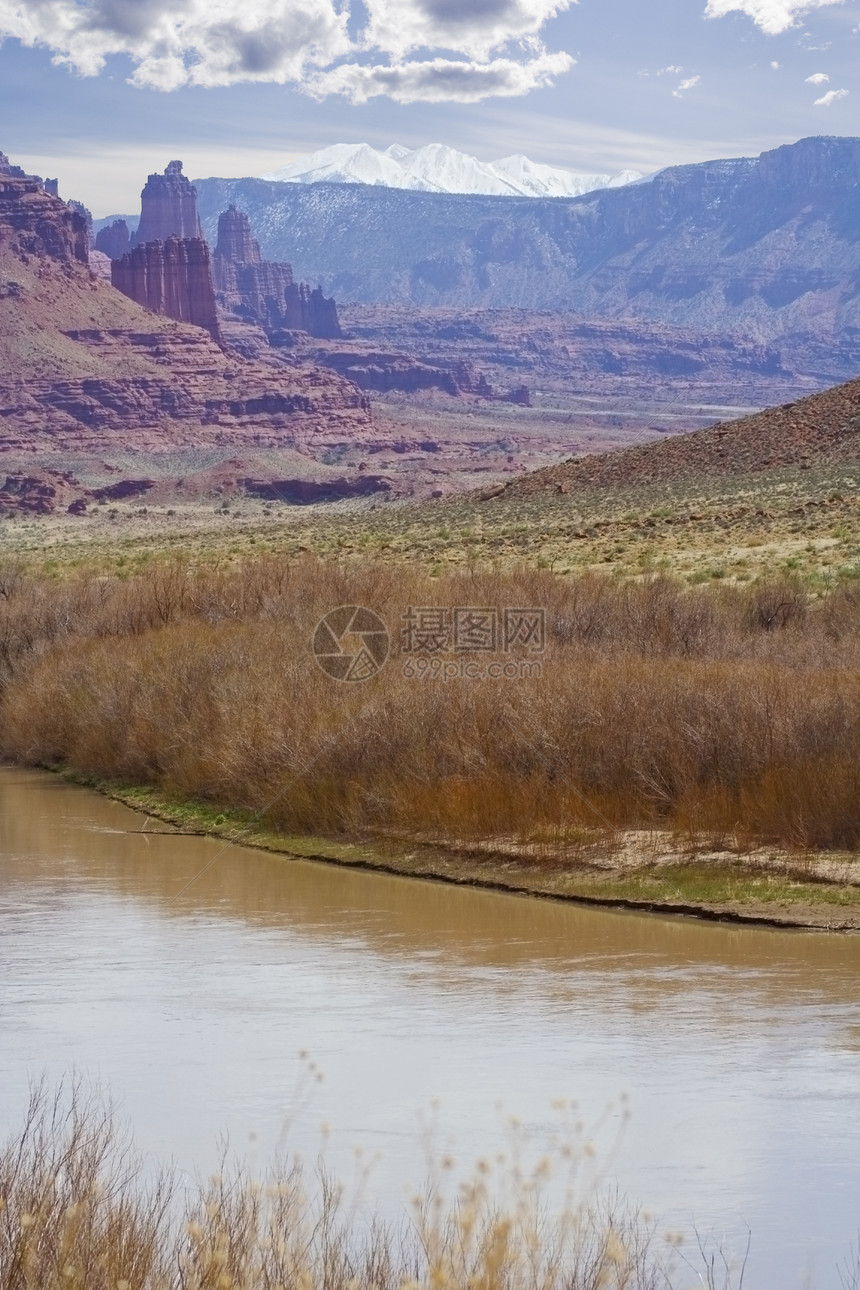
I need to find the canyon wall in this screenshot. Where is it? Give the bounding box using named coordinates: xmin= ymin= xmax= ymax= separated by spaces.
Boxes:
xmin=193 ymin=135 xmax=860 ymax=378
xmin=111 ymin=237 xmax=222 ymax=342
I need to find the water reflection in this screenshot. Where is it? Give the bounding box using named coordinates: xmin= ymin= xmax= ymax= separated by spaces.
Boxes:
xmin=1 ymin=767 xmax=859 ymax=1290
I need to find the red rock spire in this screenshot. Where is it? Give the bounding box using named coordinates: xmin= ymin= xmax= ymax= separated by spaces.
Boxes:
xmin=133 ymin=160 xmax=203 ymax=245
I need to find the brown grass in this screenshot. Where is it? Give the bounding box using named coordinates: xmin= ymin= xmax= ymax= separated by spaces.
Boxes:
xmin=3 ymin=556 xmax=860 ymax=850
xmin=0 ymin=1082 xmax=677 ymax=1290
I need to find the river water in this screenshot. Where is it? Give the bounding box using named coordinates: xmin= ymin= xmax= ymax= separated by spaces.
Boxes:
xmin=1 ymin=767 xmax=858 ymax=1288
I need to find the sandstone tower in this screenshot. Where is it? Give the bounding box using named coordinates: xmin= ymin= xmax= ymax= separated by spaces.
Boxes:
xmin=133 ymin=161 xmax=203 ymax=244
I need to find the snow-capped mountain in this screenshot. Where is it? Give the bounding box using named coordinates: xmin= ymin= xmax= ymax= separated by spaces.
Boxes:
xmin=261 ymin=143 xmax=641 ymax=199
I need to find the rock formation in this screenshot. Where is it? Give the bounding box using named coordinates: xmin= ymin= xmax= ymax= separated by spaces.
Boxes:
xmin=214 ymin=204 xmax=262 ymax=265
xmin=133 ymin=160 xmax=203 ymax=244
xmin=95 ymin=219 xmax=131 ymax=259
xmin=213 ymin=205 xmax=295 ymax=329
xmin=283 ymin=282 xmax=341 ymax=339
xmin=242 ymin=475 xmax=390 ymax=503
xmin=0 ymin=147 xmax=371 ymax=455
xmin=213 ymin=204 xmax=341 ymax=338
xmin=111 ymin=236 xmax=222 ymax=342
xmin=0 ymin=153 xmax=88 ymax=263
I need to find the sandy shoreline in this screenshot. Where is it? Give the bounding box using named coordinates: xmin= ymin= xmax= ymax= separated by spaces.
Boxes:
xmin=86 ymin=778 xmax=860 ymax=932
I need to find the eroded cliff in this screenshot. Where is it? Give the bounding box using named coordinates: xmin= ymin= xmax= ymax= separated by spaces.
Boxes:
xmin=111 ymin=236 xmax=222 ymax=342
xmin=0 ymin=152 xmax=371 ymax=451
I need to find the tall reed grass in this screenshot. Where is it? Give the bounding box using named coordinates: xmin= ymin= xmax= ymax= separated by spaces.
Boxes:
xmin=0 ymin=1083 xmax=681 ymax=1290
xmin=2 ymin=556 xmax=860 ymax=849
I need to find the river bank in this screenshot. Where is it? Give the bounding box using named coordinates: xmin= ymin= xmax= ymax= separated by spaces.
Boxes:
xmin=6 ymin=558 xmax=860 ymax=924
xmin=83 ymin=775 xmax=860 ymax=931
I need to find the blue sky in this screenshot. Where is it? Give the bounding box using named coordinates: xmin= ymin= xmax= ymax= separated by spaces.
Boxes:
xmin=1 ymin=0 xmax=858 ymax=215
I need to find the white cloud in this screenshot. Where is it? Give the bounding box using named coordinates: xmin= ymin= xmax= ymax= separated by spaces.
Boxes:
xmin=770 ymin=59 xmax=780 ymax=67
xmin=311 ymin=51 xmax=575 ymax=104
xmin=359 ymin=0 xmax=576 ymax=64
xmin=814 ymin=86 xmax=848 ymax=103
xmin=656 ymin=64 xmax=684 ymax=75
xmin=673 ymin=74 xmax=702 ymax=96
xmin=0 ymin=0 xmax=577 ymax=99
xmin=704 ymin=0 xmax=848 ymax=37
xmin=0 ymin=0 xmax=353 ymax=89
xmin=805 ymin=71 xmax=829 ymax=82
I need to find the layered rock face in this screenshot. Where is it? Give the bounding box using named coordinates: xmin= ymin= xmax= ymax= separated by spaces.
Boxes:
xmin=312 ymin=345 xmax=529 ymax=402
xmin=0 ymin=148 xmax=371 ymax=451
xmin=95 ymin=219 xmax=130 ymax=259
xmin=0 ymin=153 xmax=89 ymax=264
xmin=213 ymin=205 xmax=295 ymax=329
xmin=111 ymin=237 xmax=222 ymax=342
xmin=133 ymin=161 xmax=203 ymax=244
xmin=283 ymin=282 xmax=341 ymax=339
xmin=193 ymin=136 xmax=860 ymax=376
xmin=213 ymin=204 xmax=342 ymax=338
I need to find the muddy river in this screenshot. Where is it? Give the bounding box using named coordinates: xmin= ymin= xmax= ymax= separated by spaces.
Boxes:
xmin=1 ymin=768 xmax=858 ymax=1287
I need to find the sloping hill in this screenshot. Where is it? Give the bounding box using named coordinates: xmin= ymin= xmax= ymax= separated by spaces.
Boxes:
xmin=498 ymin=374 xmax=860 ymax=500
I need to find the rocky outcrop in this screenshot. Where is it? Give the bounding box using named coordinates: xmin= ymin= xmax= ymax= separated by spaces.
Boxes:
xmin=0 ymin=154 xmax=89 ymax=264
xmin=214 ymin=205 xmax=263 ymax=266
xmin=242 ymin=475 xmax=391 ymax=503
xmin=0 ymin=148 xmax=371 ymax=451
xmin=111 ymin=237 xmax=222 ymax=342
xmin=452 ymin=361 xmax=494 ymax=398
xmin=213 ymin=204 xmax=341 ymax=338
xmin=90 ymin=478 xmax=155 ymax=501
xmin=133 ymin=161 xmax=203 ymax=245
xmin=284 ymin=282 xmax=341 ymax=338
xmin=0 ymin=472 xmax=63 ymax=514
xmin=96 ymin=219 xmax=131 ymax=259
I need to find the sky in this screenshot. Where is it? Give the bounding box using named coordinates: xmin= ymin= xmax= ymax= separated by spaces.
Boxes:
xmin=1 ymin=0 xmax=859 ymax=215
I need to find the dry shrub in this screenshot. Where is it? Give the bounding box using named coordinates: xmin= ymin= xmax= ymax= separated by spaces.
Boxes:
xmin=3 ymin=558 xmax=860 ymax=848
xmin=0 ymin=1082 xmax=172 ymax=1290
xmin=0 ymin=1083 xmax=674 ymax=1290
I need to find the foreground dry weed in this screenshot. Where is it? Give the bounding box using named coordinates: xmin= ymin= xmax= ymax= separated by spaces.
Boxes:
xmin=0 ymin=1084 xmax=673 ymax=1290
xmin=2 ymin=556 xmax=860 ymax=848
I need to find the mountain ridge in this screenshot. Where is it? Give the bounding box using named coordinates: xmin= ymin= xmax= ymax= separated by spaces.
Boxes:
xmin=261 ymin=142 xmax=641 ymax=199
xmin=191 ymin=135 xmax=860 ymax=381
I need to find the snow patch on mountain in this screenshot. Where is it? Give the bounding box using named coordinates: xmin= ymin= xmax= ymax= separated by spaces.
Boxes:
xmin=262 ymin=143 xmax=641 ymax=198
